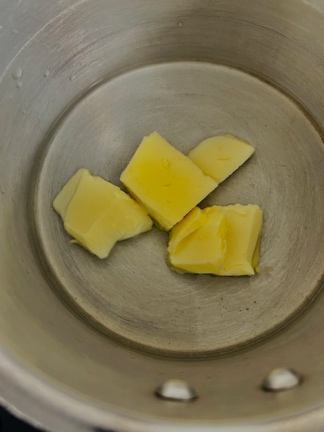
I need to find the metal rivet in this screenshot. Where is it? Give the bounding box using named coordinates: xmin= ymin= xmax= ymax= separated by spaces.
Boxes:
xmin=262 ymin=368 xmax=302 ymax=392
xmin=155 ymin=379 xmax=197 ymax=402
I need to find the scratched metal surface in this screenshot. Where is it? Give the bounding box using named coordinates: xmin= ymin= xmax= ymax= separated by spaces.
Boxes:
xmin=0 ymin=0 xmax=324 ymax=431
xmin=35 ymin=62 xmax=324 ymax=355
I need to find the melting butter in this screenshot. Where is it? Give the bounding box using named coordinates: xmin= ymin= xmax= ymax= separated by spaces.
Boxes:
xmin=168 ymin=205 xmax=262 ymax=276
xmin=120 ymin=132 xmax=217 ymax=230
xmin=53 ymin=169 xmax=152 ymax=258
xmin=188 ymin=135 xmax=255 ymax=183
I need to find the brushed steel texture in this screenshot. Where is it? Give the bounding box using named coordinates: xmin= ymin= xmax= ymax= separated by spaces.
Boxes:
xmin=0 ymin=0 xmax=324 ymax=431
xmin=35 ymin=61 xmax=324 ymax=355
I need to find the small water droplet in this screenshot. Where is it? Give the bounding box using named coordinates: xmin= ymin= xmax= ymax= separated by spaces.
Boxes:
xmin=0 ymin=25 xmax=3 ymax=31
xmin=177 ymin=21 xmax=183 ymax=27
xmin=22 ymin=109 xmax=26 ymax=114
xmin=12 ymin=29 xmax=18 ymax=34
xmin=69 ymin=74 xmax=76 ymax=81
xmin=12 ymin=67 xmax=23 ymax=80
xmin=16 ymin=80 xmax=22 ymax=89
xmin=43 ymin=69 xmax=49 ymax=78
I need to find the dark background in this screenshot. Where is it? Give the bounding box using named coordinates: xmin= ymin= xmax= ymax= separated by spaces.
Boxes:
xmin=0 ymin=405 xmax=43 ymax=432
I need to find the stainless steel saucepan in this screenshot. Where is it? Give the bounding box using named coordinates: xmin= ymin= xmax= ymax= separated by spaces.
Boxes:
xmin=1 ymin=0 xmax=324 ymax=431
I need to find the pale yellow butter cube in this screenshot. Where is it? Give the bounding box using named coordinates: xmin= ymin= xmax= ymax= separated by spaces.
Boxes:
xmin=168 ymin=207 xmax=208 ymax=250
xmin=168 ymin=207 xmax=227 ymax=274
xmin=188 ymin=135 xmax=255 ymax=183
xmin=53 ymin=169 xmax=152 ymax=258
xmin=53 ymin=168 xmax=87 ymax=218
xmin=168 ymin=204 xmax=262 ymax=276
xmin=120 ymin=132 xmax=217 ymax=230
xmin=214 ymin=204 xmax=263 ymax=276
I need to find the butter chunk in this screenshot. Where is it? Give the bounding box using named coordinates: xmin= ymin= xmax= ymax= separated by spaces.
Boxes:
xmin=168 ymin=207 xmax=227 ymax=274
xmin=188 ymin=135 xmax=255 ymax=183
xmin=120 ymin=132 xmax=217 ymax=230
xmin=214 ymin=204 xmax=262 ymax=276
xmin=53 ymin=169 xmax=153 ymax=258
xmin=53 ymin=168 xmax=87 ymax=219
xmin=168 ymin=204 xmax=262 ymax=276
xmin=169 ymin=207 xmax=209 ymax=250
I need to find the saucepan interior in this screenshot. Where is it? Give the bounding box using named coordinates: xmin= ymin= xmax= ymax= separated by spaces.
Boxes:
xmin=0 ymin=1 xmax=324 ymax=431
